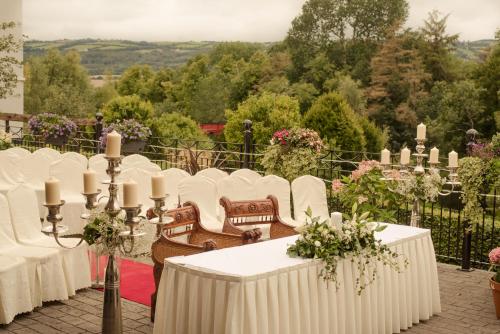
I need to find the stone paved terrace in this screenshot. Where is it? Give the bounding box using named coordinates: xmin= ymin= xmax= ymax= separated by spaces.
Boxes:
xmin=0 ymin=263 xmax=498 ymax=334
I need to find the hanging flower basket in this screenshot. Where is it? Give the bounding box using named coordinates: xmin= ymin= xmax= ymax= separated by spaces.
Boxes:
xmin=122 ymin=140 xmax=146 ymax=154
xmin=28 ymin=113 xmax=77 ymax=146
xmin=45 ymin=135 xmax=69 ymax=146
xmin=100 ymin=119 xmax=151 ymax=155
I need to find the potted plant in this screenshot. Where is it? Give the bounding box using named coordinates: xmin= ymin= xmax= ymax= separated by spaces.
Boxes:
xmin=489 ymin=247 xmax=500 ymax=319
xmin=100 ymin=119 xmax=151 ymax=154
xmin=28 ymin=113 xmax=77 ymax=146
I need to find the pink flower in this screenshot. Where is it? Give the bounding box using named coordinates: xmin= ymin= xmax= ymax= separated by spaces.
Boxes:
xmin=489 ymin=247 xmax=500 ymax=265
xmin=331 ymin=179 xmax=344 ymax=193
xmin=351 ymin=160 xmax=381 ymax=181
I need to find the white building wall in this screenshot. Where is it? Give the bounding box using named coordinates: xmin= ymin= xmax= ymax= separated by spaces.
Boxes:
xmin=0 ymin=0 xmax=23 ymax=116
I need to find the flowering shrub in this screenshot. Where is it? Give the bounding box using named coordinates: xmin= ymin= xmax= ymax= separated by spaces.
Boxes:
xmin=394 ymin=171 xmax=445 ymax=203
xmin=100 ymin=119 xmax=151 ymax=147
xmin=0 ymin=129 xmax=12 ymax=150
xmin=489 ymin=247 xmax=500 ymax=283
xmin=287 ymin=205 xmax=407 ymax=294
xmin=262 ymin=128 xmax=324 ymax=181
xmin=28 ymin=113 xmax=77 ymax=140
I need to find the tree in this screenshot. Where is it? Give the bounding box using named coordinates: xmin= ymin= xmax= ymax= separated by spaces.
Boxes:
xmin=149 ymin=112 xmax=210 ymax=142
xmin=116 ymin=64 xmax=155 ymax=99
xmin=324 ymin=73 xmax=366 ymax=114
xmin=419 ymin=10 xmax=459 ymax=82
xmin=357 ymin=117 xmax=387 ymax=152
xmin=304 ymin=92 xmax=366 ymax=151
xmin=224 ymin=92 xmax=302 ymax=145
xmin=0 ymin=22 xmax=21 ymax=100
xmin=93 ymin=72 xmax=118 ymax=110
xmin=102 ymin=95 xmax=154 ymax=124
xmin=209 ymin=42 xmax=262 ymax=64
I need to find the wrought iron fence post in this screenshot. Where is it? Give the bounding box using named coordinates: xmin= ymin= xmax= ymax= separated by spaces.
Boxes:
xmin=243 ymin=120 xmax=253 ymax=169
xmin=94 ymin=112 xmax=104 ymax=154
xmin=459 ymin=220 xmax=473 ymax=271
xmin=5 ymin=119 xmax=10 ymax=133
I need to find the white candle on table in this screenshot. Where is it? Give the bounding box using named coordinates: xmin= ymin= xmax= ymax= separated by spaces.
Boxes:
xmin=417 ymin=123 xmax=426 ymax=140
xmin=83 ymin=169 xmax=98 ymax=194
xmin=381 ymin=148 xmax=391 ymax=165
xmin=400 ymin=147 xmax=411 ymax=165
xmin=151 ymin=174 xmax=166 ymax=198
xmin=331 ymin=212 xmax=343 ymax=229
xmin=123 ymin=179 xmax=138 ymax=207
xmin=429 ymin=147 xmax=439 ymax=164
xmin=448 ymin=151 xmax=458 ymax=168
xmin=45 ymin=177 xmax=61 ymax=205
xmin=105 ymin=130 xmax=121 ymax=158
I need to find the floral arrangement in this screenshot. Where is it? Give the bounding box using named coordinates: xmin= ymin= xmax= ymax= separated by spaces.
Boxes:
xmin=262 ymin=127 xmax=324 ymax=181
xmin=0 ymin=129 xmax=12 ymax=150
xmin=287 ymin=205 xmax=407 ymax=294
xmin=393 ymin=171 xmax=445 ymax=203
xmin=28 ymin=113 xmax=77 ymax=140
xmin=331 ymin=160 xmax=402 ymax=222
xmin=100 ymin=119 xmax=152 ymax=147
xmin=83 ymin=212 xmax=126 ymax=254
xmin=490 ymin=247 xmax=500 ymax=283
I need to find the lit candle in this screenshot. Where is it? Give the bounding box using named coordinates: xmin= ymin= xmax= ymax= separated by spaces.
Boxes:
xmin=429 ymin=147 xmax=439 ymax=164
xmin=105 ymin=130 xmax=121 ymax=158
xmin=123 ymin=179 xmax=139 ymax=207
xmin=381 ymin=148 xmax=391 ymax=165
xmin=45 ymin=177 xmax=61 ymax=205
xmin=331 ymin=212 xmax=343 ymax=229
xmin=417 ymin=123 xmax=426 ymax=140
xmin=151 ymin=174 xmax=166 ymax=198
xmin=400 ymin=147 xmax=411 ymax=165
xmin=448 ymin=150 xmax=458 ymax=168
xmin=83 ymin=169 xmax=98 ymax=194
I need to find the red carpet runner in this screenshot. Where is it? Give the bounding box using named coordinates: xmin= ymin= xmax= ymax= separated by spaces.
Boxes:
xmin=90 ymin=253 xmax=154 ymax=307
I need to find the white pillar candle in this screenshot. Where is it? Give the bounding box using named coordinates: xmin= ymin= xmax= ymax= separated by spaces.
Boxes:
xmin=429 ymin=147 xmax=439 ymax=164
xmin=45 ymin=177 xmax=61 ymax=205
xmin=123 ymin=179 xmax=139 ymax=207
xmin=417 ymin=123 xmax=426 ymax=140
xmin=151 ymin=174 xmax=166 ymax=198
xmin=381 ymin=148 xmax=391 ymax=165
xmin=83 ymin=169 xmax=98 ymax=194
xmin=331 ymin=212 xmax=343 ymax=229
xmin=105 ymin=130 xmax=121 ymax=158
xmin=448 ymin=150 xmax=458 ymax=168
xmin=400 ymin=147 xmax=411 ymax=165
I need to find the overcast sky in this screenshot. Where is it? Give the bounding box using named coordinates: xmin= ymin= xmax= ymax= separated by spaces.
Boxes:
xmin=23 ymin=0 xmax=499 ymax=42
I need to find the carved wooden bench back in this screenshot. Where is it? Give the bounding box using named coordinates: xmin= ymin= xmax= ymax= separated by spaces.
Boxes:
xmin=219 ymin=196 xmax=279 ymax=227
xmin=163 ymin=203 xmax=200 ymax=239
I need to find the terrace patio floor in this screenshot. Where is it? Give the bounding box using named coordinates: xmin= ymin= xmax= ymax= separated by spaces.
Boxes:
xmin=0 ymin=263 xmax=498 ymax=334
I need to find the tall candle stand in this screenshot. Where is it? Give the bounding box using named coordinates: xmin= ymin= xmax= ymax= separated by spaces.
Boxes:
xmin=42 ymin=156 xmax=147 ymax=334
xmin=380 ymin=138 xmax=460 ymax=227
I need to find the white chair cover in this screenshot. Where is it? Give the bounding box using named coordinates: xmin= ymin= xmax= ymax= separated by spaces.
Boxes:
xmin=255 ymin=175 xmax=297 ymax=226
xmin=0 ymin=153 xmax=22 ymax=195
xmin=16 ymin=154 xmax=51 ymax=218
xmin=5 ymin=147 xmax=31 ymax=159
xmin=0 ymin=194 xmax=69 ymax=304
xmin=50 ymin=159 xmax=86 ymax=234
xmin=160 ymin=168 xmax=190 ymax=209
xmin=125 ymin=161 xmax=161 ymax=173
xmin=178 ymin=175 xmax=222 ymax=231
xmin=62 ymin=151 xmax=88 ymax=168
xmin=88 ymin=153 xmax=105 ymax=167
xmin=33 ymin=147 xmax=61 ymax=162
xmin=291 ymin=175 xmax=329 ymax=223
xmin=230 ymin=168 xmax=262 ymax=183
xmin=122 ymin=154 xmax=149 ymax=166
xmin=196 ymin=168 xmax=228 ymax=183
xmin=0 ymin=255 xmax=33 ymax=324
xmin=217 ymin=175 xmax=257 ymax=201
xmin=7 ymin=185 xmax=90 ymax=295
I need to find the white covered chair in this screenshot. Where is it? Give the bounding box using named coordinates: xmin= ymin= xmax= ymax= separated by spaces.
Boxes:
xmin=196 ymin=168 xmax=228 ymax=183
xmin=231 ymin=168 xmax=262 ymax=183
xmin=16 ymin=154 xmax=51 ymax=218
xmin=33 ymin=147 xmax=61 ymax=162
xmin=217 ymin=175 xmax=257 ymax=201
xmin=0 ymin=194 xmax=69 ymax=305
xmin=0 ymin=153 xmax=22 ymax=195
xmin=160 ymin=168 xmax=190 ymax=209
xmin=178 ymin=175 xmax=222 ymax=231
xmin=125 ymin=161 xmax=161 ymax=173
xmin=255 ymin=175 xmax=297 ymax=226
xmin=122 ymin=154 xmax=149 ymax=166
xmin=62 ymin=151 xmax=88 ymax=168
xmin=7 ymin=185 xmax=90 ymax=295
xmin=0 ymin=255 xmax=33 ymax=324
xmin=49 ymin=159 xmax=87 ymax=234
xmin=5 ymin=147 xmax=31 ymax=159
xmin=291 ymin=175 xmax=329 ymax=223
xmin=88 ymin=153 xmax=105 ymax=167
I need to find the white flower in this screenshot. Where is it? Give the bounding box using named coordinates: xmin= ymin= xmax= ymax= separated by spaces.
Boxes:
xmin=366 ymin=222 xmax=378 ymax=231
xmin=314 ymin=240 xmax=321 ymax=247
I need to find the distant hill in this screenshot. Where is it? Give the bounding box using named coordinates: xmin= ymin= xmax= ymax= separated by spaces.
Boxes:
xmin=24 ymin=38 xmax=496 ymax=75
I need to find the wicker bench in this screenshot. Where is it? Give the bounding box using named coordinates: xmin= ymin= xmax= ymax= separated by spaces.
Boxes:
xmin=220 ymin=195 xmax=297 ymax=239
xmin=150 ymin=201 xmax=257 ymax=321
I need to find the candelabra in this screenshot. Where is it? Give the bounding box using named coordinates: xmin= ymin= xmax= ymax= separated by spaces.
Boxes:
xmin=42 ymin=156 xmax=152 ymax=334
xmin=380 ymin=138 xmax=460 ymax=227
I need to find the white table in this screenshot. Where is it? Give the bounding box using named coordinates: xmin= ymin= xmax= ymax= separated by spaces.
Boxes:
xmin=153 ymin=224 xmax=441 ymax=334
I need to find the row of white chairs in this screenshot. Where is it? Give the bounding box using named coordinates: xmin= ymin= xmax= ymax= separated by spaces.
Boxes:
xmin=0 ymin=185 xmax=90 ymax=324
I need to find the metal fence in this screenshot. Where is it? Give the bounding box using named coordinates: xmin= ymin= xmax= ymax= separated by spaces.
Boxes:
xmin=1 ymin=115 xmax=498 ymax=270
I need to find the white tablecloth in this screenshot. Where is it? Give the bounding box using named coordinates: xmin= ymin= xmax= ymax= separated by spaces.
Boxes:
xmin=153 ymin=224 xmax=441 ymax=334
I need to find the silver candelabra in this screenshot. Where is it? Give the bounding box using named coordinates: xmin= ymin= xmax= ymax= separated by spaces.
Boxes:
xmin=41 ymin=156 xmax=171 ymax=334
